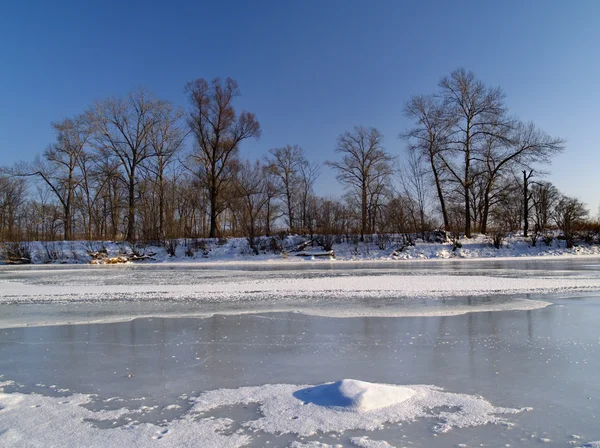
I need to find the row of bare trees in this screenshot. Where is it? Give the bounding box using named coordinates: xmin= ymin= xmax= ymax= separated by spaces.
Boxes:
xmin=0 ymin=70 xmax=591 ymax=247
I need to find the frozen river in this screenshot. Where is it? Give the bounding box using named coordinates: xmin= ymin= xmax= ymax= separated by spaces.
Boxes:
xmin=1 ymin=258 xmax=600 ymax=447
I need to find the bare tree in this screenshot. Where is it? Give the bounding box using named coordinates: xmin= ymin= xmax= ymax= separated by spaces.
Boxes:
xmin=262 ymin=166 xmax=282 ymax=237
xmin=531 ymin=181 xmax=560 ymax=233
xmin=89 ymin=88 xmax=162 ymax=241
xmin=478 ymin=122 xmax=564 ymax=234
xmin=17 ymin=116 xmax=90 ymax=240
xmin=401 ymin=150 xmax=432 ymax=237
xmin=327 ymin=126 xmax=393 ymax=240
xmin=553 ymin=195 xmax=588 ymax=247
xmin=233 ymin=160 xmax=270 ymax=254
xmin=0 ymin=172 xmax=28 ymax=241
xmin=145 ymin=102 xmax=186 ymax=242
xmin=401 ymin=94 xmax=452 ymax=230
xmin=266 ymin=145 xmax=307 ymax=232
xmin=186 ymin=78 xmax=261 ymax=238
xmin=298 ymin=160 xmax=320 ymax=232
xmin=438 ymin=69 xmax=511 ymax=237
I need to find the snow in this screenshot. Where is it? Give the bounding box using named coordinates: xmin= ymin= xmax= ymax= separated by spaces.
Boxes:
xmin=0 ymin=378 xmax=527 ymax=447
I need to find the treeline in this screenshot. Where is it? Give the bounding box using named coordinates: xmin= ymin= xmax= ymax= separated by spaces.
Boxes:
xmin=0 ymin=69 xmax=593 ymax=251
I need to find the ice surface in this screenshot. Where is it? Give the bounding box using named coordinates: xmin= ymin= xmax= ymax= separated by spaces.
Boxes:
xmin=2 ymin=259 xmax=600 ymax=446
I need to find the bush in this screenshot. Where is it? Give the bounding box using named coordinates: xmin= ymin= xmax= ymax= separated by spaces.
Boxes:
xmin=491 ymin=232 xmax=505 ymax=249
xmin=317 ymin=234 xmax=335 ymax=252
xmin=165 ymin=239 xmax=178 ymax=257
xmin=268 ymin=236 xmax=283 ymax=253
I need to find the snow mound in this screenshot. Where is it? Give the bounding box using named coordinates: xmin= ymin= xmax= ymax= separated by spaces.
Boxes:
xmin=293 ymin=379 xmax=415 ymax=412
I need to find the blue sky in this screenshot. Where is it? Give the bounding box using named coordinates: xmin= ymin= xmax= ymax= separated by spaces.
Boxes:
xmin=1 ymin=0 xmax=599 ymax=211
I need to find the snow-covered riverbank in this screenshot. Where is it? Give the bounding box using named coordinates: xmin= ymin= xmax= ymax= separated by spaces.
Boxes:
xmin=3 ymin=234 xmax=600 ymax=265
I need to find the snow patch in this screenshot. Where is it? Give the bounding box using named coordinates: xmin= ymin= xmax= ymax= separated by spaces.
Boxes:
xmin=0 ymin=379 xmax=527 ymax=447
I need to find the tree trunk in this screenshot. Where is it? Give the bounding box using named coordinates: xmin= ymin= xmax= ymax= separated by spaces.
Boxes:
xmin=464 ymin=130 xmax=472 ymax=238
xmin=286 ymin=185 xmax=294 ymax=233
xmin=523 ymin=170 xmax=532 ymax=237
xmin=159 ymin=172 xmax=165 ymax=242
xmin=209 ymin=186 xmax=218 ymax=239
xmin=430 ymin=160 xmax=449 ymax=231
xmin=361 ymin=185 xmax=367 ymax=241
xmin=127 ymin=170 xmax=136 ymax=242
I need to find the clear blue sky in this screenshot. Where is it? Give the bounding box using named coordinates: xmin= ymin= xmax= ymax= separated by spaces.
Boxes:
xmin=1 ymin=0 xmax=599 ymax=211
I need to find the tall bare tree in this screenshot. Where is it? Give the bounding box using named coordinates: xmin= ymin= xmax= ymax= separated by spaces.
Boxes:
xmin=327 ymin=126 xmax=393 ymax=240
xmin=186 ymin=78 xmax=261 ymax=238
xmin=19 ymin=116 xmax=90 ymax=240
xmin=145 ymin=102 xmax=186 ymax=242
xmin=438 ymin=69 xmax=511 ymax=238
xmin=401 ymin=150 xmax=431 ymax=237
xmin=89 ymin=88 xmax=162 ymax=241
xmin=402 ymin=94 xmax=452 ymax=230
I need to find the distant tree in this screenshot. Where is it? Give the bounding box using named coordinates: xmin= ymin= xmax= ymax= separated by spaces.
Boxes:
xmin=531 ymin=181 xmax=560 ymax=233
xmin=266 ymin=145 xmax=307 ymax=232
xmin=261 ymin=166 xmax=282 ymax=237
xmin=18 ymin=116 xmax=90 ymax=240
xmin=478 ymin=123 xmax=564 ymax=234
xmin=327 ymin=126 xmax=393 ymax=240
xmin=186 ymin=78 xmax=261 ymax=238
xmin=233 ymin=160 xmax=270 ymax=254
xmin=0 ymin=172 xmax=28 ymax=241
xmin=553 ymin=195 xmax=588 ymax=248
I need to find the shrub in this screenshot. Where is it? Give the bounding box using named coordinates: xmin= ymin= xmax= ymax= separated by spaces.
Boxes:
xmin=165 ymin=239 xmax=178 ymax=257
